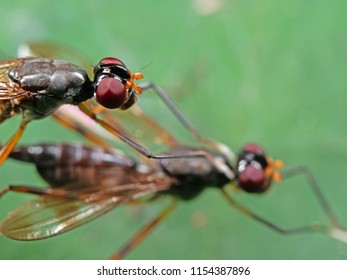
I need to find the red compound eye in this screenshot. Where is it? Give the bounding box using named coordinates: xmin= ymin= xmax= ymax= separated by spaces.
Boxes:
xmin=99 ymin=57 xmax=126 ymax=67
xmin=96 ymin=78 xmax=127 ymax=109
xmin=238 ymin=165 xmax=266 ymax=193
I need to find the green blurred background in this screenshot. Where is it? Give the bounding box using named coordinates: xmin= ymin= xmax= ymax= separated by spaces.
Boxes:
xmin=1 ymin=0 xmax=347 ymax=259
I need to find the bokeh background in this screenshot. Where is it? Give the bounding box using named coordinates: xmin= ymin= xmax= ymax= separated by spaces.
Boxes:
xmin=0 ymin=0 xmax=347 ymax=259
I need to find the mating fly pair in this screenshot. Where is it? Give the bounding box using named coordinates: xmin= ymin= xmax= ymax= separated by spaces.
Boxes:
xmin=0 ymin=43 xmax=347 ymax=258
xmin=0 ymin=43 xmax=347 ymax=259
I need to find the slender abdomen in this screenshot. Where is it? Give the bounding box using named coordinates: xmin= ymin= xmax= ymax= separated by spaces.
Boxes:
xmin=10 ymin=143 xmax=136 ymax=186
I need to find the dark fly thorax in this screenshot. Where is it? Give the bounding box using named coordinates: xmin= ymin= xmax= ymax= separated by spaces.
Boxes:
xmin=9 ymin=143 xmax=136 ymax=187
xmin=159 ymin=146 xmax=232 ymax=200
xmin=8 ymin=58 xmax=94 ymax=120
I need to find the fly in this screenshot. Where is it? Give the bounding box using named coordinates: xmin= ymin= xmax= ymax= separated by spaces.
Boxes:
xmin=0 ymin=43 xmax=143 ymax=166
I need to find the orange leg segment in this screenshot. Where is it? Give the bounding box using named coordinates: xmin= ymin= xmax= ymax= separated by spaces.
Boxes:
xmin=0 ymin=120 xmax=28 ymax=165
xmin=109 ymin=200 xmax=176 ymax=260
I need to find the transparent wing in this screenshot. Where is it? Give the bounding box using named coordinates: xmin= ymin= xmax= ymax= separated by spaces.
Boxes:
xmin=0 ymin=178 xmax=171 ymax=240
xmin=0 ymin=196 xmax=117 ymax=240
xmin=0 ymin=59 xmax=31 ymax=100
xmin=17 ymin=41 xmax=93 ymax=77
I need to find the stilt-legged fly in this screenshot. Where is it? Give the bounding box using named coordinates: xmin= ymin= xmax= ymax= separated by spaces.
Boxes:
xmin=0 ymin=42 xmax=223 ymax=169
xmin=0 ymin=42 xmax=143 ymax=166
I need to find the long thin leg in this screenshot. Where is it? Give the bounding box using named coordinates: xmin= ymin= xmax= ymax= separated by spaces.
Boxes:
xmin=101 ymin=105 xmax=179 ymax=148
xmin=77 ymin=103 xmax=215 ymax=160
xmin=140 ymin=82 xmax=201 ymax=138
xmin=221 ymin=188 xmax=325 ymax=234
xmin=54 ymin=104 xmax=178 ymax=152
xmin=139 ymin=82 xmax=236 ymax=161
xmin=0 ymin=185 xmax=90 ymax=201
xmin=281 ymin=165 xmax=340 ymax=227
xmin=52 ymin=109 xmax=115 ymax=151
xmin=0 ymin=120 xmax=28 ymax=165
xmin=109 ymin=200 xmax=176 ymax=260
xmin=53 ymin=105 xmax=156 ymax=168
xmin=221 ymin=188 xmax=347 ymax=243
